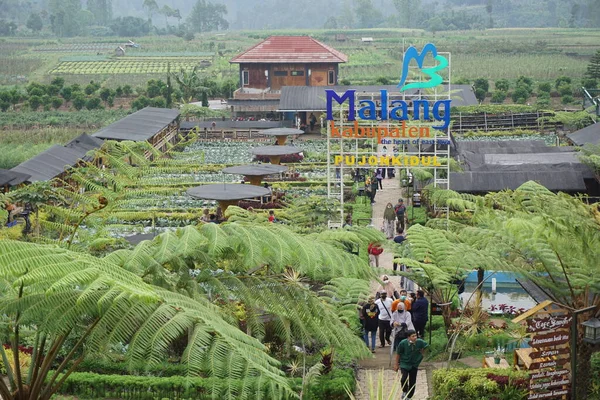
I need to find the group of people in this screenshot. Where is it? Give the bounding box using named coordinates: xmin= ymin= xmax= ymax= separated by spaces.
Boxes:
xmin=383 ymin=198 xmax=407 ymax=239
xmin=200 ymin=207 xmax=224 ymax=224
xmin=360 ymin=276 xmax=430 ymax=399
xmin=364 ymin=167 xmax=394 ymax=205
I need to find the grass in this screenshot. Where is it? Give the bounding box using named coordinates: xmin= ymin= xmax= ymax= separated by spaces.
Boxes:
xmin=0 ymin=127 xmax=84 ymax=169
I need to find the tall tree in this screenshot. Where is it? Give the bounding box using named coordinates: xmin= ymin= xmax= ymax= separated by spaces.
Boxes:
xmin=87 ymin=0 xmax=112 ymax=26
xmin=142 ymin=0 xmax=158 ymax=24
xmin=586 ymin=50 xmax=600 ymax=80
xmin=48 ymin=0 xmax=82 ymax=37
xmin=353 ymin=0 xmax=383 ymax=28
xmin=26 ymin=12 xmax=43 ymax=32
xmin=187 ymin=0 xmax=229 ymax=32
xmin=424 ymin=182 xmax=600 ymax=399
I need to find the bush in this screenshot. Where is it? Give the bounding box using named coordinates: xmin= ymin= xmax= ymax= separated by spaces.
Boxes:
xmin=555 ymin=76 xmax=572 ymax=89
xmin=561 ymin=95 xmax=574 ymax=104
xmin=494 ymin=79 xmax=510 ymax=92
xmin=511 ymin=86 xmax=530 ymax=104
xmin=85 ymin=96 xmax=103 ymax=110
xmin=490 ymin=90 xmax=506 ymax=104
xmin=557 ymin=83 xmax=573 ymax=97
xmin=537 ymin=82 xmax=552 ymax=93
xmin=303 ymin=368 xmax=355 ymax=400
xmin=432 ymin=369 xmax=529 ymax=400
xmin=475 ymin=88 xmax=486 ymax=103
xmin=536 ymin=93 xmax=551 ymax=108
xmin=56 ymin=372 xmax=279 ymax=399
xmin=474 ymin=78 xmax=489 ymax=94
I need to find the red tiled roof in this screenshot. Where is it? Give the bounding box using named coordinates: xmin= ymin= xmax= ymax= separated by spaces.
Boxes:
xmin=230 ymin=36 xmax=348 ymax=64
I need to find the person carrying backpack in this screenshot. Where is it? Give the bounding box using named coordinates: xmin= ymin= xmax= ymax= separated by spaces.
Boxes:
xmin=394 ymin=198 xmax=406 ymax=233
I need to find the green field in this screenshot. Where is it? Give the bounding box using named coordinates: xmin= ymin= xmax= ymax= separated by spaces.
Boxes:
xmin=1 ymin=28 xmax=598 ymax=87
xmin=49 ymin=60 xmax=205 ymax=74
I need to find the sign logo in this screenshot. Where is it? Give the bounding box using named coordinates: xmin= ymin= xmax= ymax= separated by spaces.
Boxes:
xmin=398 ymin=43 xmax=448 ymax=92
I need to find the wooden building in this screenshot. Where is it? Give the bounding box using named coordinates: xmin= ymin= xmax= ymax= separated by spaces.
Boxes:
xmin=92 ymin=107 xmax=181 ymax=154
xmin=228 ymin=36 xmax=347 ymax=123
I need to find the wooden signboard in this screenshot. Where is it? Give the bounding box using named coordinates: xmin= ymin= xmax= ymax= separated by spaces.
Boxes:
xmin=512 ymin=302 xmax=572 ymax=400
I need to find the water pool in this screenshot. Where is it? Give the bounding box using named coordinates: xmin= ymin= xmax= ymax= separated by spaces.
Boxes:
xmin=460 ymin=271 xmax=536 ymax=311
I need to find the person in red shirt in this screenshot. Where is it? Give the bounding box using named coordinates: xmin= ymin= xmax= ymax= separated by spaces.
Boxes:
xmin=368 ymin=242 xmax=383 ymax=267
xmin=268 ymin=210 xmax=276 ymax=223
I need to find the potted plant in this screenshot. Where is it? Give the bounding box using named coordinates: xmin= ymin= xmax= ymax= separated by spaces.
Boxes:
xmin=493 ymin=346 xmax=505 ymax=364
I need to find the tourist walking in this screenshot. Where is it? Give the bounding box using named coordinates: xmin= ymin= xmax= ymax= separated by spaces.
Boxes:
xmin=375 ymin=291 xmax=393 ymax=348
xmin=390 ymin=301 xmax=414 ymax=352
xmin=376 ymin=274 xmax=398 ymax=299
xmin=394 ymin=198 xmax=406 ymax=233
xmin=367 ymin=242 xmax=383 ymax=267
xmin=376 ymin=168 xmax=383 ymax=189
xmin=411 ymin=290 xmax=429 ymax=338
xmin=362 ymin=295 xmax=379 ymax=352
xmin=394 ymin=330 xmax=428 ymax=400
xmin=383 ymin=202 xmax=396 ymax=239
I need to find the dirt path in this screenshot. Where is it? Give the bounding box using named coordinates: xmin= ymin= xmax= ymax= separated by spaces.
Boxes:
xmin=354 ymin=172 xmax=430 ymax=400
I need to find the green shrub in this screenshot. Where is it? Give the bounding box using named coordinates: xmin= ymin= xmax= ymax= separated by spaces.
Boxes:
xmin=432 ymin=369 xmax=529 ymax=400
xmin=55 ymin=372 xmax=283 ymax=399
xmin=490 ymin=90 xmax=506 ymax=104
xmin=494 ymin=79 xmax=510 ymax=92
xmin=537 ymin=82 xmax=552 ymax=93
xmin=303 ymin=368 xmax=355 ymax=400
xmin=561 ymin=94 xmax=574 ymax=104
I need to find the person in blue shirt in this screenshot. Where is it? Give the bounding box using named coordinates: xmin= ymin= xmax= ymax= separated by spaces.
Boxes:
xmin=410 ymin=290 xmax=429 ymax=339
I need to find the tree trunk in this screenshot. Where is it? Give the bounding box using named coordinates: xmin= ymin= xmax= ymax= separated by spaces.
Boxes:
xmin=575 ymin=338 xmax=594 ymax=399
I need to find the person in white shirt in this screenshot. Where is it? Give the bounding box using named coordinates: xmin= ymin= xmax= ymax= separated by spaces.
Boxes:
xmin=374 ymin=290 xmax=393 ymax=348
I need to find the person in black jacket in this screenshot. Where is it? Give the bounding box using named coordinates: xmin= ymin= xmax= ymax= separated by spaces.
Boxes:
xmin=411 ymin=290 xmax=429 ymax=338
xmin=362 ymin=295 xmax=379 ymax=352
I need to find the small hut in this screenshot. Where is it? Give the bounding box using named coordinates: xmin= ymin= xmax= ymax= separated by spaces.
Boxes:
xmin=115 ymin=46 xmax=126 ymax=57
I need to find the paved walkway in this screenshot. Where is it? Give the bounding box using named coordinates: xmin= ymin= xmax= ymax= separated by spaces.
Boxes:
xmin=354 ymin=173 xmax=430 ymax=400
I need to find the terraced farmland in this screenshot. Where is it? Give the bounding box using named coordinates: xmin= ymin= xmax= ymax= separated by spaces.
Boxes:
xmin=49 ymin=60 xmax=202 ymax=74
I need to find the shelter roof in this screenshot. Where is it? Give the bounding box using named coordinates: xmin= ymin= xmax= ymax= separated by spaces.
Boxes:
xmin=65 ymin=133 xmax=104 ymax=152
xmin=10 ymin=145 xmax=87 ymax=182
xmin=187 ymin=184 xmax=270 ymax=201
xmin=222 ymin=164 xmax=288 ymax=176
xmin=567 ymin=122 xmax=600 ymax=146
xmin=449 ymin=170 xmax=588 ymax=192
xmin=260 ymin=127 xmax=304 ymax=136
xmin=0 ymin=169 xmax=30 ymax=186
xmin=92 ymin=107 xmax=180 ymax=141
xmin=180 ymin=120 xmax=289 ymax=131
xmin=251 ymin=145 xmax=303 ymax=156
xmin=230 ymin=36 xmax=348 ymax=64
xmin=278 ymin=85 xmax=477 ymax=111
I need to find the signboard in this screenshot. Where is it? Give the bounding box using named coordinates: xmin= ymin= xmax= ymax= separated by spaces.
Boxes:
xmin=527 ymin=315 xmax=572 ymax=333
xmin=530 ymin=332 xmax=570 ymax=349
xmin=516 ymin=303 xmax=572 ymax=400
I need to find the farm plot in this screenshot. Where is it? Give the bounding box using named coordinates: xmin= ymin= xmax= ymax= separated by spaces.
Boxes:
xmin=49 ymin=60 xmax=201 ymax=75
xmin=33 ymin=43 xmax=122 ymax=52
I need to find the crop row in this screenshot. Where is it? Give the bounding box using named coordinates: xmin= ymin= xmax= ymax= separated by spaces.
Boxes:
xmin=50 ymin=61 xmax=199 ymax=75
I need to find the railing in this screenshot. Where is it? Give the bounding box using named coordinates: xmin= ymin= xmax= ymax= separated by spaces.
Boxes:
xmin=452 ymin=111 xmax=558 ymax=133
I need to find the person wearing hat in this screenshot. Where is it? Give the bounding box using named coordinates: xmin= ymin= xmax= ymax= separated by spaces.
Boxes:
xmin=394 ymin=330 xmax=428 ymax=400
xmin=361 ymin=295 xmax=379 ymax=352
xmin=394 ymin=198 xmax=406 ymax=233
xmin=374 ymin=290 xmax=393 ymax=348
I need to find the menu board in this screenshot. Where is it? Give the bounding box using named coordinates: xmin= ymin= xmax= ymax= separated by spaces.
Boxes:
xmin=524 ymin=309 xmax=571 ymax=400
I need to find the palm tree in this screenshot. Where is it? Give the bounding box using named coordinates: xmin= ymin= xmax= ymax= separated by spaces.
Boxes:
xmin=422 ymin=181 xmax=600 ymax=398
xmin=173 ymin=66 xmax=209 ymax=103
xmin=0 ymin=240 xmax=291 ymax=400
xmin=142 ymin=0 xmax=158 ymax=24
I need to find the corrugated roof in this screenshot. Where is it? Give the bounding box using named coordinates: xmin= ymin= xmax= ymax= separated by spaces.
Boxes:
xmin=567 ymin=122 xmax=600 ymax=146
xmin=180 ymin=120 xmax=293 ymax=131
xmin=10 ymin=145 xmax=88 ymax=182
xmin=65 ymin=133 xmax=105 ymax=152
xmin=278 ymin=84 xmax=477 ymax=111
xmin=230 ymin=36 xmax=348 ymax=64
xmin=449 ymin=171 xmax=588 ymax=192
xmin=0 ymin=169 xmax=30 ymax=186
xmin=92 ymin=107 xmax=180 ymax=141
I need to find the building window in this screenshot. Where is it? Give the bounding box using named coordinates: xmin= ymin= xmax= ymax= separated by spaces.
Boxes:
xmin=242 ymin=70 xmax=249 ymax=85
xmin=274 ymin=71 xmax=288 ymax=76
xmin=328 ymin=70 xmax=335 ymax=85
xmin=291 ymin=71 xmax=304 ymax=76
